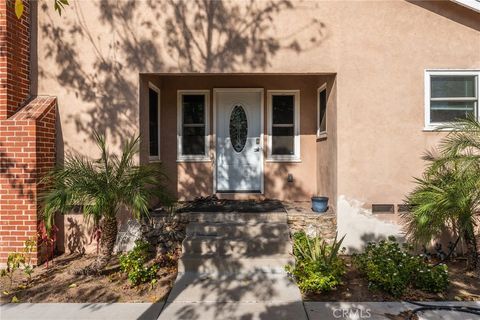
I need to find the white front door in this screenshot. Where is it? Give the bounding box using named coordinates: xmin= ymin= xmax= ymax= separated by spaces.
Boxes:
xmin=215 ymin=89 xmax=263 ymax=193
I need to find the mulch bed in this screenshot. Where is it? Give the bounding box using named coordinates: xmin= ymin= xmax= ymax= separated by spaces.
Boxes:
xmin=305 ymin=257 xmax=480 ymax=302
xmin=0 ymin=253 xmax=178 ymax=303
xmin=176 ymin=196 xmax=286 ymax=213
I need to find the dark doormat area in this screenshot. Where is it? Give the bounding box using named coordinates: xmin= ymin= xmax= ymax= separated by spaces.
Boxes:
xmin=176 ymin=196 xmax=286 ymax=213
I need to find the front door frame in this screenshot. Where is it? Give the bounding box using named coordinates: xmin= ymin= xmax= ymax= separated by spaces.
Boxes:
xmin=213 ymin=88 xmax=265 ymax=194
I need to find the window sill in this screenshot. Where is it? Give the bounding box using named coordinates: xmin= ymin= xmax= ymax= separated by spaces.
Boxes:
xmin=177 ymin=158 xmax=211 ymax=163
xmin=422 ymin=126 xmax=455 ymax=132
xmin=149 ymin=157 xmax=162 ymax=163
xmin=316 ymin=132 xmax=327 ymax=140
xmin=266 ymin=158 xmax=302 ymax=163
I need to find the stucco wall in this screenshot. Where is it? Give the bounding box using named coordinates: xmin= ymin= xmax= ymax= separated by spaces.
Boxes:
xmin=316 ymin=76 xmax=337 ymax=209
xmin=34 ymin=1 xmax=480 ymax=248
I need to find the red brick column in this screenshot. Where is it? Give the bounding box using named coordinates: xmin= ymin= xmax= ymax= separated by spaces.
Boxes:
xmin=0 ymin=1 xmax=57 ymax=265
xmin=0 ymin=0 xmax=30 ymax=119
xmin=0 ymin=97 xmax=56 ymax=265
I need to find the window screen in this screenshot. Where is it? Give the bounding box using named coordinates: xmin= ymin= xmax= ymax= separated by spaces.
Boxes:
xmin=272 ymin=95 xmax=295 ymax=155
xmin=149 ymin=88 xmax=159 ymax=157
xmin=182 ymin=94 xmax=206 ymax=155
xmin=430 ymin=76 xmax=477 ymax=124
xmin=318 ymin=88 xmax=327 ymax=133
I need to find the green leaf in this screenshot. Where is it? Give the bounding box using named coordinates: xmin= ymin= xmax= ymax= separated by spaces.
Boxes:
xmin=68 ymin=283 xmax=77 ymax=288
xmin=11 ymin=296 xmax=19 ymax=303
xmin=14 ymin=0 xmax=24 ymax=19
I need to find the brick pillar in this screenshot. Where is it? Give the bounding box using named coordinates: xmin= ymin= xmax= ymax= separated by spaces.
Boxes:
xmin=0 ymin=1 xmax=56 ymax=265
xmin=0 ymin=0 xmax=30 ymax=120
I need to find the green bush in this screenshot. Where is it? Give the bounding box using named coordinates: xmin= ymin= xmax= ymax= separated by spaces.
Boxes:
xmin=119 ymin=240 xmax=158 ymax=286
xmin=353 ymin=237 xmax=448 ymax=297
xmin=415 ymin=263 xmax=449 ymax=293
xmin=286 ymin=232 xmax=346 ymax=293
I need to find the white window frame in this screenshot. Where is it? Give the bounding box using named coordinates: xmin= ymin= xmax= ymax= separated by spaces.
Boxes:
xmin=267 ymin=90 xmax=301 ymax=162
xmin=148 ymin=83 xmax=161 ymax=162
xmin=317 ymin=83 xmax=327 ymax=138
xmin=424 ymin=70 xmax=479 ymax=130
xmin=177 ymin=90 xmax=211 ymax=162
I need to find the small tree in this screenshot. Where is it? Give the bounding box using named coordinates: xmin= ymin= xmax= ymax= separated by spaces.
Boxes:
xmin=404 ymin=116 xmax=480 ymax=274
xmin=42 ymin=132 xmax=171 ymax=273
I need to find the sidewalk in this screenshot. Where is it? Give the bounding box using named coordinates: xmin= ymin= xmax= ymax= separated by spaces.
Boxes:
xmin=1 ymin=301 xmax=479 ymax=320
xmin=0 ymin=303 xmax=165 ymax=320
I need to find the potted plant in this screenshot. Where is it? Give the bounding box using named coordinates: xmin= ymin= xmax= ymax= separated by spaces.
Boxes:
xmin=311 ymin=196 xmax=329 ymax=213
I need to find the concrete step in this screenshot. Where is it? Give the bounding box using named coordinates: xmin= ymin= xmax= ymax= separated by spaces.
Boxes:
xmin=186 ymin=222 xmax=289 ymax=238
xmin=182 ymin=236 xmax=292 ymax=256
xmin=186 ymin=212 xmax=287 ymax=224
xmin=178 ymin=255 xmax=294 ymax=274
xmin=158 ymin=301 xmax=308 ymax=320
xmin=167 ymin=272 xmax=303 ymax=303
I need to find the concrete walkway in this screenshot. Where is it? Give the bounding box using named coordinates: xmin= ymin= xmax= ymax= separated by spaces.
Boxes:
xmin=1 ymin=301 xmax=479 ymax=319
xmin=0 ymin=303 xmax=165 ymax=320
xmin=158 ymin=212 xmax=308 ymax=320
xmin=305 ymin=301 xmax=480 ymax=320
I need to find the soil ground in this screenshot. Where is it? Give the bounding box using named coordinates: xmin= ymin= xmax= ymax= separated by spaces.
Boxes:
xmin=305 ymin=257 xmax=480 ymax=302
xmin=2 ymin=255 xmax=478 ymax=303
xmin=0 ymin=253 xmax=177 ymax=303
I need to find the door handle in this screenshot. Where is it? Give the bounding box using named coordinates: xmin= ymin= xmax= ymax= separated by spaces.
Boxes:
xmin=254 ymin=147 xmax=260 ymax=152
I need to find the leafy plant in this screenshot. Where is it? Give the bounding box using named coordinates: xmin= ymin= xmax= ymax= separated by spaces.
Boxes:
xmin=0 ymin=238 xmax=37 ymax=287
xmin=22 ymin=238 xmax=36 ymax=282
xmin=42 ymin=132 xmax=171 ymax=273
xmin=119 ymin=240 xmax=158 ymax=286
xmin=286 ymin=231 xmax=346 ymax=293
xmin=2 ymin=253 xmax=25 ymax=288
xmin=404 ymin=116 xmax=480 ymax=274
xmin=14 ymin=0 xmax=69 ymax=18
xmin=353 ymin=237 xmax=449 ymax=297
xmin=292 ymin=232 xmax=345 ymax=266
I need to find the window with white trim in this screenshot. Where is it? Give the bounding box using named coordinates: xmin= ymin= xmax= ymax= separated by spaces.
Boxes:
xmin=425 ymin=70 xmax=479 ymax=128
xmin=267 ymin=90 xmax=300 ymax=161
xmin=317 ymin=84 xmax=327 ymax=137
xmin=177 ymin=90 xmax=210 ymax=161
xmin=148 ymin=84 xmax=160 ymax=160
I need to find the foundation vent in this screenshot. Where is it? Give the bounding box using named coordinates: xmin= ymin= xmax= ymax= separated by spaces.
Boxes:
xmin=371 ymin=204 xmax=394 ymax=214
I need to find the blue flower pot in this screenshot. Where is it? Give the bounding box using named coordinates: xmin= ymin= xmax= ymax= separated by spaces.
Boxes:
xmin=312 ymin=196 xmax=329 ymax=213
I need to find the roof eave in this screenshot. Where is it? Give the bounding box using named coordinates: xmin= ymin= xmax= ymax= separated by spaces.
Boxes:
xmin=450 ymin=0 xmax=480 ymax=13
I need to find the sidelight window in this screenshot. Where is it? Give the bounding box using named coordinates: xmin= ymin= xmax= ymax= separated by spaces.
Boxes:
xmin=177 ymin=90 xmax=210 ymax=161
xmin=267 ymin=90 xmax=300 ymax=161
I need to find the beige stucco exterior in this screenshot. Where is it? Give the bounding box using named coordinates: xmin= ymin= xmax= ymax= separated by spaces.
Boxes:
xmin=33 ymin=0 xmax=480 ymax=249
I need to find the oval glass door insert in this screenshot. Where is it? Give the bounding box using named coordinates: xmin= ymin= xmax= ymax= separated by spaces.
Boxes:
xmin=229 ymin=105 xmax=248 ymax=152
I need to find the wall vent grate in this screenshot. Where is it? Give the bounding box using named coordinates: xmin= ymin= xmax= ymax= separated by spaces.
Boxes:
xmin=371 ymin=204 xmax=394 ymax=214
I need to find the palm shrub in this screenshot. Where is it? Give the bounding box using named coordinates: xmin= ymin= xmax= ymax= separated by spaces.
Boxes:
xmin=42 ymin=132 xmax=171 ymax=273
xmin=404 ymin=116 xmax=480 ymax=274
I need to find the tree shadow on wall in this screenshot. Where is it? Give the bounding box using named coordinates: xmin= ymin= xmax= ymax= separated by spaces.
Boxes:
xmin=35 ymin=0 xmax=327 ymax=145
xmin=163 ymin=0 xmax=326 ymax=72
xmin=0 ymin=144 xmax=35 ymax=202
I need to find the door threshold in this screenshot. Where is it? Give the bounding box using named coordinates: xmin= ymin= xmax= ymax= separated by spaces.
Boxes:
xmin=216 ymin=190 xmax=262 ymax=194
